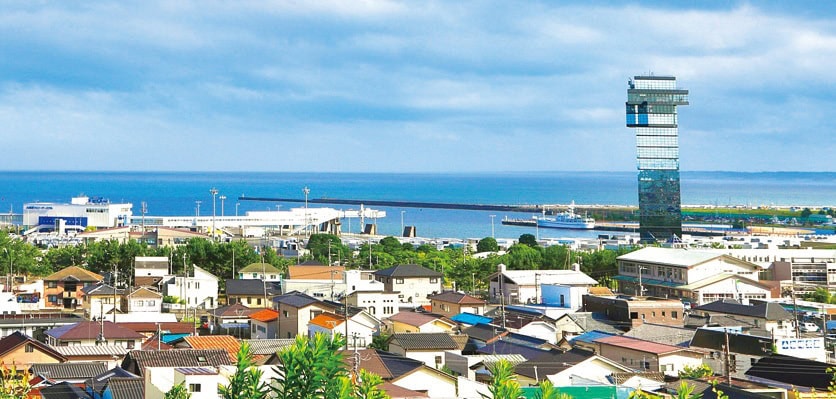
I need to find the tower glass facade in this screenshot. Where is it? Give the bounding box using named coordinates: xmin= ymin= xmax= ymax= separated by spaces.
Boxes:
xmin=626 ymin=76 xmax=689 ymax=242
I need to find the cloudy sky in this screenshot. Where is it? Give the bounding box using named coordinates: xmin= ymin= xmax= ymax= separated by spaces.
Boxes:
xmin=1 ymin=1 xmax=834 ymax=173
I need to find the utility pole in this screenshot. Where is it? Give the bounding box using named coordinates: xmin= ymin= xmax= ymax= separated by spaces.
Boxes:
xmin=112 ymin=264 xmax=118 ymax=324
xmin=303 ymin=186 xmax=310 ymax=237
xmin=792 ymin=279 xmax=800 ymax=338
xmin=724 ymin=328 xmax=732 ymax=383
xmin=489 ymin=215 xmax=496 ymax=238
xmin=219 ymin=195 xmax=226 ymax=217
xmin=210 ymin=187 xmax=218 ymax=241
xmin=499 ymin=264 xmax=506 ymax=329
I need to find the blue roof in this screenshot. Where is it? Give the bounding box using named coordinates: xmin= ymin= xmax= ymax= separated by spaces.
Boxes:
xmin=827 ymin=320 xmax=836 ymax=331
xmin=569 ymin=330 xmax=618 ymax=344
xmin=451 ymin=312 xmax=492 ymax=326
xmin=44 ymin=322 xmax=76 ymax=339
xmin=161 ymin=333 xmax=192 ymax=344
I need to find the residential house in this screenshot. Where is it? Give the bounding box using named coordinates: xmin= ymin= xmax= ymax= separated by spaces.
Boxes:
xmin=124 ymin=287 xmax=163 ymax=313
xmin=583 ymin=294 xmax=687 ymax=328
xmin=45 ymin=321 xmax=145 ymax=349
xmin=273 ymin=291 xmax=338 ymax=339
xmin=249 ymin=309 xmax=279 ymax=339
xmin=488 ymin=265 xmax=598 ymax=306
xmin=308 ymin=309 xmax=379 ymax=348
xmin=513 ymin=348 xmax=633 ymax=386
xmin=16 ymin=279 xmax=44 ymax=311
xmin=694 ymin=299 xmax=795 ymax=338
xmin=450 ymin=313 xmax=493 ymax=328
xmin=483 ymin=306 xmax=560 ymax=344
xmin=134 ymin=256 xmax=170 ymax=278
xmin=43 ymin=266 xmax=103 ymax=309
xmin=343 ymin=349 xmax=458 ymax=398
xmin=373 ymin=264 xmax=443 ymax=306
xmin=614 ymin=247 xmax=770 ymax=304
xmin=623 ymin=323 xmax=696 ymax=347
xmin=117 ymin=322 xmax=195 ymax=340
xmin=30 ymin=362 xmax=109 ymax=386
xmin=475 ymin=340 xmax=550 ymax=361
xmin=225 ymin=279 xmax=281 ymax=308
xmin=462 ymin=323 xmax=509 ymax=350
xmin=211 ymin=303 xmax=257 ymax=338
xmin=238 ymin=262 xmax=283 ymax=281
xmin=386 ymin=332 xmax=465 ymax=369
xmin=144 ymin=366 xmax=224 ymax=399
xmin=160 ymin=265 xmax=219 ymax=310
xmin=345 ymin=290 xmax=399 ymax=319
xmin=120 ymin=349 xmax=232 ymax=377
xmin=84 ymin=366 xmax=143 ymax=399
xmin=745 ymin=354 xmax=832 ymax=397
xmin=689 ymin=327 xmax=773 ymax=379
xmin=429 ymin=292 xmax=486 ymax=318
xmin=553 ymin=312 xmax=623 ymax=343
xmin=0 ymin=312 xmax=83 ymax=340
xmin=82 ymin=283 xmax=125 ymax=319
xmin=388 ymin=311 xmax=457 ymax=334
xmin=283 ymin=264 xmax=346 ymax=299
xmin=0 ymin=332 xmax=66 ymax=368
xmin=588 ymin=334 xmax=705 ymax=376
xmin=0 ymin=292 xmax=22 ymax=315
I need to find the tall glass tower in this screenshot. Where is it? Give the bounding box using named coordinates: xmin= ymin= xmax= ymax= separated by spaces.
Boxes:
xmin=626 ymin=76 xmax=689 ymax=243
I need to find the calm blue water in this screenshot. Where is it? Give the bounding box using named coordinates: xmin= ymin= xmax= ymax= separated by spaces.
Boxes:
xmin=0 ymin=171 xmax=833 ymax=239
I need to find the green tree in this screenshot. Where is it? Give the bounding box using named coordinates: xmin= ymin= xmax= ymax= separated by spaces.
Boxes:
xmin=307 ymin=234 xmax=350 ymax=265
xmin=476 ymin=237 xmax=499 ymax=253
xmin=518 ymin=233 xmax=538 ymax=247
xmin=337 ymin=369 xmax=390 ymax=399
xmin=164 ymin=382 xmax=190 ymax=399
xmin=219 ymin=342 xmax=268 ymax=399
xmin=485 ymin=359 xmax=522 ymax=399
xmin=505 ymin=244 xmax=542 ymax=270
xmin=537 ymin=380 xmax=572 ymax=399
xmin=541 ymin=245 xmax=570 ymax=269
xmin=800 ymin=207 xmax=813 ymax=220
xmin=678 ymin=364 xmax=713 ymax=379
xmin=0 ymin=364 xmax=32 ymax=399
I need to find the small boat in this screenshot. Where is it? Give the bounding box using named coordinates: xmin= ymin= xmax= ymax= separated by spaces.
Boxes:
xmin=534 ymin=201 xmax=595 ymax=230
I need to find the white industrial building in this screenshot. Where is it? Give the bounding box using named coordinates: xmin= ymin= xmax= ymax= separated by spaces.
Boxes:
xmin=23 ymin=195 xmax=133 ymax=233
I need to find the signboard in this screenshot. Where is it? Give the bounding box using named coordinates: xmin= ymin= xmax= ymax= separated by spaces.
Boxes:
xmin=775 ymin=337 xmax=826 ymax=362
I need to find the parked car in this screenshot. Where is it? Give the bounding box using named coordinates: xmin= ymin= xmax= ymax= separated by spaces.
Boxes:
xmin=800 ymin=322 xmax=821 ymax=333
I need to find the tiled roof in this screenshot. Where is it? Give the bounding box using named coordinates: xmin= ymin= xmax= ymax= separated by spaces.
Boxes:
xmin=388 ymin=333 xmax=459 ymax=351
xmin=212 ymin=303 xmax=257 ymax=318
xmin=597 ymin=335 xmax=699 ymax=355
xmin=31 ymin=362 xmax=109 ymax=380
xmin=53 ymin=345 xmax=130 ymax=357
xmin=475 ymin=340 xmax=549 ymax=360
xmin=310 ymin=313 xmax=345 ymax=329
xmin=463 ymin=323 xmax=508 ymax=342
xmin=746 ymin=354 xmax=832 ymax=390
xmin=85 ymin=366 xmax=140 ymax=397
xmin=565 ymin=312 xmax=624 ymax=334
xmin=120 ymin=349 xmax=232 ymax=376
xmin=689 ymin=328 xmax=773 ymax=356
xmin=380 ymin=382 xmax=429 ymax=398
xmin=242 ymin=339 xmax=296 ymax=355
xmin=175 ymin=367 xmax=218 ymax=375
xmin=272 ymin=291 xmax=323 ymax=308
xmin=695 ymin=299 xmax=792 ymax=320
xmin=46 ymin=321 xmax=145 ymax=340
xmin=429 ymin=291 xmax=486 ymax=305
xmin=133 ymin=276 xmax=164 ymax=287
xmin=374 ymin=264 xmax=442 ymax=278
xmin=341 ymin=349 xmax=423 ymax=380
xmin=388 ymin=311 xmax=450 ymax=328
xmin=225 ymin=279 xmax=281 ymax=296
xmin=39 ymin=381 xmax=91 ymax=399
xmin=0 ymin=331 xmax=66 ymax=362
xmin=287 ymin=265 xmax=345 ymax=280
xmin=183 ymin=335 xmax=241 ymax=362
xmin=239 ymin=262 xmax=282 ymax=274
xmin=250 ymin=309 xmax=279 ymax=322
xmin=140 ymin=335 xmax=174 ymax=351
xmin=117 ymin=322 xmax=194 ymax=334
xmin=127 ymin=287 xmax=162 ymax=298
xmin=82 ymin=283 xmax=124 ymax=296
xmin=107 ymin=377 xmax=144 ymax=399
xmin=623 ymin=323 xmax=696 ymax=347
xmin=44 ymin=266 xmax=104 ymax=282
xmin=514 ymin=349 xmax=593 ymax=380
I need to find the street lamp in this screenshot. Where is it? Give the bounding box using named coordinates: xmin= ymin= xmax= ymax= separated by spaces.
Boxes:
xmin=219 ymin=195 xmax=226 ymax=217
xmin=303 ymin=186 xmax=310 ymax=237
xmin=195 ymin=200 xmax=201 ymax=217
xmin=400 ymin=210 xmax=406 ymax=236
xmin=489 ymin=215 xmax=496 ymax=238
xmin=2 ymin=249 xmax=11 ymax=292
xmin=235 ymin=202 xmax=240 ymax=217
xmin=210 ymin=188 xmax=218 ymax=241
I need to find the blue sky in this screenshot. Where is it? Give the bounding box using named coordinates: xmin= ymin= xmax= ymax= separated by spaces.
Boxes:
xmin=1 ymin=1 xmax=834 ymax=173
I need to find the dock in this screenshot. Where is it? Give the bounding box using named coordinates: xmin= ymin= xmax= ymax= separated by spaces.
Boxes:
xmin=240 ymin=196 xmax=544 ymax=213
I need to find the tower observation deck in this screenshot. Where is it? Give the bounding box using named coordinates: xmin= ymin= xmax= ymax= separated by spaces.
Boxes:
xmin=626 ymin=75 xmax=689 ymax=243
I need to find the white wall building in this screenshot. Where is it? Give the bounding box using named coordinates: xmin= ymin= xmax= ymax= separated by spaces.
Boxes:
xmin=144 ymin=366 xmax=224 ymax=399
xmin=161 ymin=266 xmax=219 ymax=310
xmin=489 ymin=265 xmax=598 ymax=305
xmin=23 ymin=195 xmax=132 ymax=231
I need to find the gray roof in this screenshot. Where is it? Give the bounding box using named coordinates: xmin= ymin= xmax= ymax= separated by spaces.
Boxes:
xmin=565 ymin=312 xmax=623 ymax=334
xmin=272 ymin=291 xmax=325 ymax=308
xmin=374 ymin=264 xmax=442 ymax=278
xmin=617 ymin=247 xmax=725 ymax=267
xmin=31 ymin=362 xmax=109 ymax=380
xmin=40 ymin=381 xmax=91 ymax=399
xmin=82 ymin=283 xmax=124 ymax=296
xmin=623 ymin=323 xmax=696 ymax=346
xmin=463 ymin=323 xmax=507 ymax=342
xmin=54 ymin=345 xmax=131 ymax=357
xmin=120 ymin=349 xmax=231 ymax=376
xmin=242 ymin=339 xmax=296 ymax=355
xmin=225 ymin=279 xmax=281 ymax=296
xmin=388 ymin=333 xmax=460 ymax=351
xmin=689 ymin=328 xmax=773 ymax=356
xmin=695 ymin=299 xmax=793 ymax=321
xmin=134 ymin=257 xmax=169 ymax=270
xmin=108 ymin=377 xmax=144 ymax=399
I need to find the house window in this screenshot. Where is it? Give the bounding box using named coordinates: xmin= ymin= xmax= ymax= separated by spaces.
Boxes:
xmin=283 ymin=311 xmax=289 ymax=318
xmin=672 ymin=311 xmax=678 ymax=319
xmin=643 ymin=361 xmax=650 ymax=370
xmin=148 ymin=300 xmax=155 ymax=307
xmin=630 ymin=312 xmax=638 ymax=320
xmin=434 ymin=356 xmax=442 ymax=365
xmin=48 ymin=295 xmax=58 ymax=303
xmin=396 ymin=279 xmax=404 ymax=284
xmin=25 ymin=344 xmax=34 ymax=353
xmin=189 ymin=384 xmax=201 ymax=392
xmin=430 ymin=278 xmax=438 ymax=283
xmin=48 ymin=281 xmax=57 ymax=288
xmin=253 ymin=273 xmax=258 ymax=278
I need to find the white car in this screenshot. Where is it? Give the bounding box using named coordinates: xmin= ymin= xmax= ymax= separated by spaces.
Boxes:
xmin=800 ymin=322 xmax=821 ymax=333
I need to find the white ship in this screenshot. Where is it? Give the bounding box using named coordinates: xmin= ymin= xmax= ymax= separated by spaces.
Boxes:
xmin=534 ymin=201 xmax=595 ymax=230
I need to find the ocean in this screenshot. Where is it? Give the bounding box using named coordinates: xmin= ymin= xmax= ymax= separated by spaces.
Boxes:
xmin=1 ymin=171 xmax=833 ymax=240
